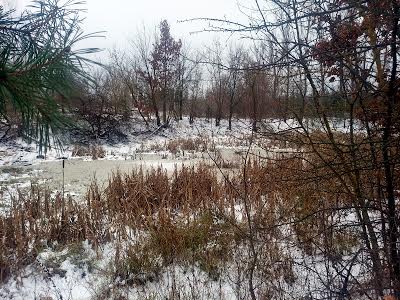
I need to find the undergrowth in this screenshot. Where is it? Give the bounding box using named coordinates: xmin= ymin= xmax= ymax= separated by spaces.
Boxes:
xmin=0 ymin=154 xmax=366 ymax=298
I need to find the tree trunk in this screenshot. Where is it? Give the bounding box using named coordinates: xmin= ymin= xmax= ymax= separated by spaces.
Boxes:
xmin=153 ymin=101 xmax=161 ymax=126
xmin=228 ymin=111 xmax=233 ymax=131
xmin=162 ymin=97 xmax=167 ymax=125
xmin=252 ymin=81 xmax=257 ymax=133
xmin=179 ymin=89 xmax=183 ymax=121
xmin=215 ymin=115 xmax=221 ymax=127
xmin=215 ymin=102 xmax=222 ymax=126
xmin=228 ymin=92 xmax=234 ymax=130
xmin=384 ymin=2 xmax=400 ymax=293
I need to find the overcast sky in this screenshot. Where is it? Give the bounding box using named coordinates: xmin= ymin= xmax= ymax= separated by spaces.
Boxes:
xmin=12 ymin=0 xmax=248 ymax=61
xmin=83 ymin=0 xmax=244 ymax=48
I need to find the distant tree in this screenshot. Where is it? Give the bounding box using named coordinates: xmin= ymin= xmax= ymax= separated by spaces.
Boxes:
xmin=133 ymin=28 xmax=162 ymax=126
xmin=226 ymin=45 xmax=244 ymax=130
xmin=109 ymin=50 xmax=150 ymax=126
xmin=206 ymin=40 xmax=226 ymax=127
xmin=187 ymin=61 xmax=202 ymax=124
xmin=151 ymin=20 xmax=182 ymax=126
xmin=72 ymin=70 xmax=134 ymax=141
xmin=174 ymin=44 xmax=199 ymax=121
xmin=242 ymin=63 xmax=261 ymax=132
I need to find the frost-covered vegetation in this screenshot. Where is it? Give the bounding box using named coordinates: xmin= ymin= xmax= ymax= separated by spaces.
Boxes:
xmin=0 ymin=137 xmax=381 ymax=299
xmin=1 ymin=0 xmax=400 ymax=299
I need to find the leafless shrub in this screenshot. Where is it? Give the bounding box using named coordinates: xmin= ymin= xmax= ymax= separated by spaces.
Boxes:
xmin=72 ymin=144 xmax=106 ymax=159
xmin=166 ymin=137 xmax=208 ymax=154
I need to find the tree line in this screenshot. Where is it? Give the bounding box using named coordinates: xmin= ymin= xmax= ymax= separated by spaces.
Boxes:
xmin=63 ymin=19 xmax=354 ymax=140
xmin=1 ymin=0 xmax=400 ymax=297
xmin=0 ymin=5 xmax=356 ymax=142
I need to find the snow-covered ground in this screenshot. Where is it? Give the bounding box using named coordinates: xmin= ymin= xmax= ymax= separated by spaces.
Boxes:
xmin=0 ymin=118 xmax=257 ymax=212
xmin=0 ymin=118 xmax=254 ymax=167
xmin=1 ymin=241 xmax=239 ymax=300
xmin=0 ymin=117 xmax=368 ymax=300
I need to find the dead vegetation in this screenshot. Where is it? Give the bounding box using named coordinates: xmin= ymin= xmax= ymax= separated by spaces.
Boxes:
xmin=72 ymin=144 xmax=106 ymax=159
xmin=0 ymin=150 xmax=368 ymax=298
xmin=141 ymin=137 xmax=210 ymax=154
xmin=3 ymin=125 xmax=397 ymax=297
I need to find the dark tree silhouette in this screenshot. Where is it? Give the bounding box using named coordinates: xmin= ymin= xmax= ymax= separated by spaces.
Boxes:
xmin=151 ymin=20 xmax=182 ymax=126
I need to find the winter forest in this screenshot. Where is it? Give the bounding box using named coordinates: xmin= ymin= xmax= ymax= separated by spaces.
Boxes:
xmin=0 ymin=0 xmax=400 ymax=299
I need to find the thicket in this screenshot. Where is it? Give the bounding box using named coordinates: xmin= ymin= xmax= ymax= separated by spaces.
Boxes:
xmin=1 ymin=0 xmax=399 ymax=298
xmin=2 ymin=141 xmax=396 ymax=298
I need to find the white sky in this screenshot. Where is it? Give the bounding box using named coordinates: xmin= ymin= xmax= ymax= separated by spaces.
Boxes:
xmin=13 ymin=0 xmax=248 ymax=61
xmin=83 ymin=0 xmax=243 ymax=46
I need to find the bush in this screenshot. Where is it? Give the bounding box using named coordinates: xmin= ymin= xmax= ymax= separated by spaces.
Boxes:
xmin=72 ymin=144 xmax=106 ymax=159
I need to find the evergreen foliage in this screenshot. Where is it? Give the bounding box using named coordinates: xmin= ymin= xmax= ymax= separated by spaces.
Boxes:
xmin=0 ymin=0 xmax=100 ymax=153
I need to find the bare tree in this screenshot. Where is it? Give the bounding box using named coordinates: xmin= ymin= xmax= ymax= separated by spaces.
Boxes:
xmin=205 ymin=40 xmax=226 ymax=127
xmin=109 ymin=50 xmax=150 ymax=126
xmin=174 ymin=43 xmax=201 ymax=121
xmin=226 ymin=45 xmax=244 ymax=130
xmin=131 ymin=27 xmax=162 ymax=126
xmin=190 ymin=0 xmax=400 ymax=297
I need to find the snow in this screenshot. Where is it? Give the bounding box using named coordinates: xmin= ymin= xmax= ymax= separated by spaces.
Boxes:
xmin=0 ymin=117 xmax=373 ymax=299
xmin=0 ymin=241 xmax=238 ymax=300
xmin=0 ymin=242 xmax=105 ymax=300
xmin=0 ymin=118 xmax=253 ymax=167
xmin=0 ymin=118 xmax=258 ymax=213
xmin=0 ymin=117 xmax=360 ymax=168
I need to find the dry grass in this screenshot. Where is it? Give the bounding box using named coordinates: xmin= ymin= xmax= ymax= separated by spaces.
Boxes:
xmin=72 ymin=144 xmax=106 ymax=159
xmin=145 ymin=137 xmax=209 ymax=154
xmin=0 ymin=187 xmax=98 ymax=282
xmin=0 ymin=151 xmax=366 ymax=296
xmin=0 ymin=162 xmax=268 ymax=282
xmin=2 ymin=123 xmax=397 ymax=298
